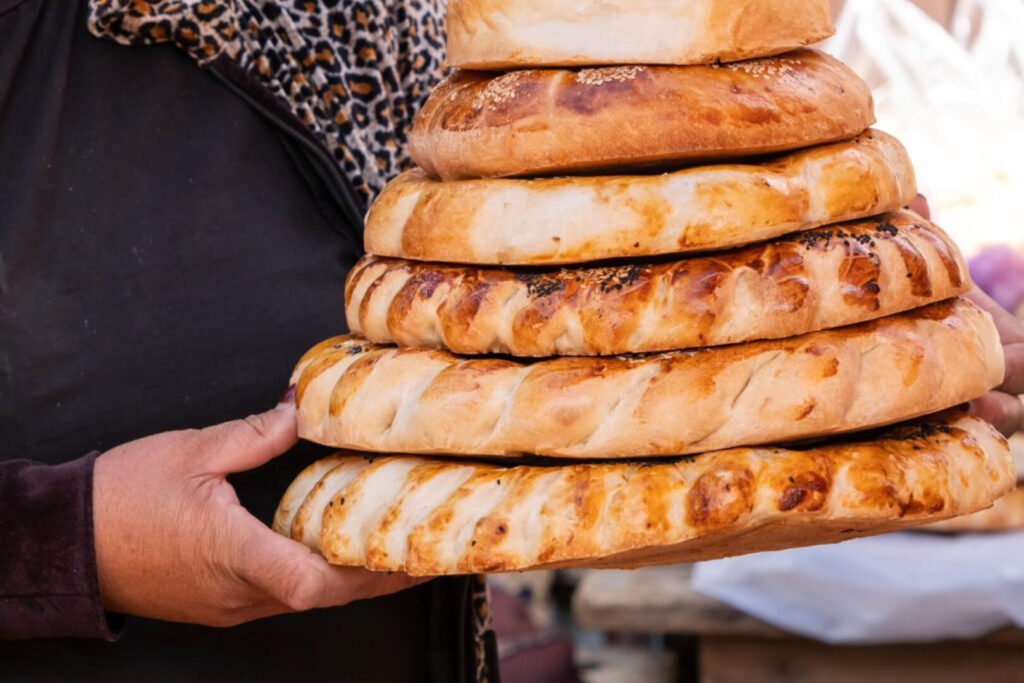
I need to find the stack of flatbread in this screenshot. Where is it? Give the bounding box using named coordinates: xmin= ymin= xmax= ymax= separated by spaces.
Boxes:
xmin=274 ymin=0 xmax=1015 ymax=576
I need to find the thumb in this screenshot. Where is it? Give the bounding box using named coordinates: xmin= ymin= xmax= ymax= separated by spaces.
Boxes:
xmin=233 ymin=513 xmax=331 ymax=612
xmin=233 ymin=513 xmax=427 ymax=613
xmin=200 ymin=398 xmax=298 ymax=474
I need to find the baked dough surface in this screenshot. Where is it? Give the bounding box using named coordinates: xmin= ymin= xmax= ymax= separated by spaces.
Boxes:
xmin=446 ymin=0 xmax=835 ymax=69
xmin=351 ymin=211 xmax=968 ymax=356
xmin=273 ymin=414 xmax=1013 ymax=575
xmin=293 ymin=299 xmax=1004 ymax=459
xmin=410 ymin=51 xmax=874 ymax=180
xmin=369 ymin=131 xmax=912 ymax=265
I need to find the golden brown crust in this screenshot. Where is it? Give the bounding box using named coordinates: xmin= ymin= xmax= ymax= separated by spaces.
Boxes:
xmin=272 ymin=454 xmax=348 ymax=538
xmin=292 ymin=299 xmax=1004 ymax=459
xmin=272 ymin=414 xmax=1014 ymax=575
xmin=924 ymin=486 xmax=1024 ymax=533
xmin=368 ymin=130 xmax=912 ymax=265
xmin=349 ymin=211 xmax=969 ymax=356
xmin=446 ymin=0 xmax=835 ymax=69
xmin=409 ymin=51 xmax=875 ymax=180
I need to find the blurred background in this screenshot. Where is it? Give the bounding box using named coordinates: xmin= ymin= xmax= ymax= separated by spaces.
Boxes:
xmin=831 ymin=0 xmax=1024 ymax=260
xmin=489 ymin=2 xmax=1024 ymax=681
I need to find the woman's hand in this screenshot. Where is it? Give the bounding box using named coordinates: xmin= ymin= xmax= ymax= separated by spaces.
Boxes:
xmin=910 ymin=193 xmax=1023 ymax=437
xmin=93 ymin=395 xmax=423 ymax=627
xmin=967 ymin=286 xmax=1024 ymax=437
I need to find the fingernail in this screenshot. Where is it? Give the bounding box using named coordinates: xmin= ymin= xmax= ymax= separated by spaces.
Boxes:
xmin=277 ymin=385 xmax=297 ymax=406
xmin=909 ymin=194 xmax=931 ymax=220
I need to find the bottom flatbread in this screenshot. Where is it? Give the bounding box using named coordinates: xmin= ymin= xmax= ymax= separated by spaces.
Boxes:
xmin=925 ymin=485 xmax=1024 ymax=533
xmin=274 ymin=414 xmax=1013 ymax=576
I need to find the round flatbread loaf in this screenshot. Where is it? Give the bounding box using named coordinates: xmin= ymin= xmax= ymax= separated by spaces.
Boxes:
xmin=292 ymin=299 xmax=1003 ymax=459
xmin=349 ymin=211 xmax=968 ymax=357
xmin=409 ymin=50 xmax=875 ymax=180
xmin=273 ymin=414 xmax=1014 ymax=575
xmin=446 ymin=0 xmax=835 ymax=69
xmin=368 ymin=130 xmax=913 ymax=265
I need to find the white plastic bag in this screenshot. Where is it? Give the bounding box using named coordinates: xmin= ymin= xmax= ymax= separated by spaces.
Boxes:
xmin=691 ymin=532 xmax=1024 ymax=644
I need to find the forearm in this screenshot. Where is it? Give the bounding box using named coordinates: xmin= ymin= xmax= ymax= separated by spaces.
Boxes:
xmin=0 ymin=454 xmax=118 ymax=640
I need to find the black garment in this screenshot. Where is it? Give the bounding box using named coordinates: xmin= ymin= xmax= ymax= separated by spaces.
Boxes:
xmin=0 ymin=0 xmax=473 ymax=679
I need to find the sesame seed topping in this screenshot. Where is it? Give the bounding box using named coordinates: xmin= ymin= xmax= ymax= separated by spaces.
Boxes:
xmin=515 ymin=264 xmax=646 ymax=298
xmin=474 ymin=71 xmax=526 ymax=108
xmin=723 ymin=57 xmax=803 ymax=79
xmin=575 ymin=65 xmax=646 ymax=86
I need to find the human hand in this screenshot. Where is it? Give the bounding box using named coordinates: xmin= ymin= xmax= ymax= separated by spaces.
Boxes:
xmin=966 ymin=286 xmax=1024 ymax=437
xmin=910 ymin=193 xmax=1024 ymax=436
xmin=93 ymin=394 xmax=423 ymax=627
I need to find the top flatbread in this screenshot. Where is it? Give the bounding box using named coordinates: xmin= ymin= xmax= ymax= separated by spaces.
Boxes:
xmin=446 ymin=0 xmax=835 ymax=69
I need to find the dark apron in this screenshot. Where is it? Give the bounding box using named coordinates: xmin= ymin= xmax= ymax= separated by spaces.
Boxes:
xmin=0 ymin=0 xmax=480 ymax=679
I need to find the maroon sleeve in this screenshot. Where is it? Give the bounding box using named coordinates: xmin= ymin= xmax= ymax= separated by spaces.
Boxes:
xmin=0 ymin=453 xmax=119 ymax=640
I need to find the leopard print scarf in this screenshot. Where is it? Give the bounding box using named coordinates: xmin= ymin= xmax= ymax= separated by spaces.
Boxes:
xmin=88 ymin=0 xmax=445 ymax=203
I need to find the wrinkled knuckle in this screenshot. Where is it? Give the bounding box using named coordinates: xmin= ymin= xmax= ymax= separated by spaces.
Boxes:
xmin=242 ymin=413 xmax=272 ymax=440
xmin=283 ymin=564 xmax=325 ymax=612
xmin=190 ymin=425 xmax=226 ymax=457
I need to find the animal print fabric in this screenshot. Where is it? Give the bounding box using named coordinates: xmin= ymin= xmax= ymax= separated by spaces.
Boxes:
xmin=88 ymin=0 xmax=446 ymax=203
xmin=470 ymin=574 xmax=496 ymax=683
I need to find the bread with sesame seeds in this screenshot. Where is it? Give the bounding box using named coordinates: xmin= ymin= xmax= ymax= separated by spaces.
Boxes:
xmin=348 ymin=212 xmax=970 ymax=357
xmin=272 ymin=413 xmax=1014 ymax=575
xmin=290 ymin=299 xmax=1004 ymax=459
xmin=409 ymin=50 xmax=874 ymax=180
xmin=445 ymin=0 xmax=835 ymax=70
xmin=368 ymin=130 xmax=915 ymax=265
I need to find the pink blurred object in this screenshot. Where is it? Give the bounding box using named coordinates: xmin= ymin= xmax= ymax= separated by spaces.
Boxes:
xmin=970 ymin=245 xmax=1024 ymax=314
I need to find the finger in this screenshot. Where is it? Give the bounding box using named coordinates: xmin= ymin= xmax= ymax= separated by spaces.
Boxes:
xmin=232 ymin=512 xmax=332 ymax=612
xmin=232 ymin=512 xmax=427 ymax=612
xmin=970 ymin=391 xmax=1024 ymax=437
xmin=199 ymin=402 xmax=298 ymax=474
xmin=909 ymin=193 xmax=931 ymax=220
xmin=966 ymin=287 xmax=1024 ymax=344
xmin=218 ymin=567 xmax=427 ymax=627
xmin=1002 ymin=342 xmax=1024 ymax=397
xmin=317 ymin=564 xmax=430 ymax=607
xmin=965 ymin=287 xmax=1024 ymax=394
